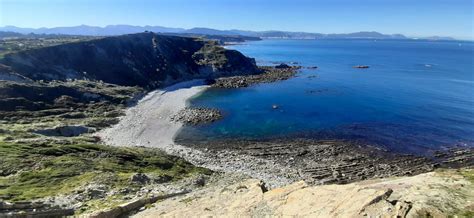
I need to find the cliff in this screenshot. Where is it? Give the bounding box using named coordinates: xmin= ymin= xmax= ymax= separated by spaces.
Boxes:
xmin=0 ymin=32 xmax=260 ymax=89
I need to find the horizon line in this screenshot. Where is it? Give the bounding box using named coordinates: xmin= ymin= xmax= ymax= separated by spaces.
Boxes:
xmin=0 ymin=24 xmax=470 ymax=41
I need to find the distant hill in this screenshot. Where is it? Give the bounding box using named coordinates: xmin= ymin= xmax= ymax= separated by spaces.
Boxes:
xmin=0 ymin=25 xmax=184 ymax=36
xmin=0 ymin=25 xmax=458 ymax=40
xmin=325 ymin=31 xmax=407 ymax=39
xmin=422 ymin=36 xmax=456 ymax=41
xmin=182 ymin=28 xmax=240 ymax=36
xmin=0 ymin=31 xmax=24 ymax=38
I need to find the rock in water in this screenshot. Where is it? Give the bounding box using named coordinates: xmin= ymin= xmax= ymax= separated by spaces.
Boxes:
xmin=275 ymin=63 xmax=291 ymax=69
xmin=353 ymin=65 xmax=370 ymax=69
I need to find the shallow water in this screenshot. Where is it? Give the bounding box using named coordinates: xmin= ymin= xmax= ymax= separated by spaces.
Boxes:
xmin=176 ymin=39 xmax=474 ymax=154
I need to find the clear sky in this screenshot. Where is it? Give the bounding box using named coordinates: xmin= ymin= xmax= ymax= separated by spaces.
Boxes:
xmin=1 ymin=0 xmax=473 ymax=40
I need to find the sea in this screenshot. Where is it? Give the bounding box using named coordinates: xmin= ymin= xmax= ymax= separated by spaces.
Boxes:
xmin=176 ymin=39 xmax=474 ymax=154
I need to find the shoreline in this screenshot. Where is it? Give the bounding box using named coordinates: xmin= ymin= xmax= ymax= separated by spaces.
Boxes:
xmin=97 ymin=79 xmax=209 ymax=149
xmin=98 ymin=75 xmax=473 ymax=188
xmin=97 ymin=79 xmax=300 ymax=188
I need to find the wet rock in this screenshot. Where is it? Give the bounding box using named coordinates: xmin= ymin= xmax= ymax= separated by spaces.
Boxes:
xmin=353 ymin=65 xmax=370 ymax=69
xmin=272 ymin=104 xmax=279 ymax=109
xmin=307 ymin=66 xmax=318 ymax=69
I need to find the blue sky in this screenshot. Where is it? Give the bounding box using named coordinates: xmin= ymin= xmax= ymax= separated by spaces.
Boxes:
xmin=0 ymin=0 xmax=472 ymax=39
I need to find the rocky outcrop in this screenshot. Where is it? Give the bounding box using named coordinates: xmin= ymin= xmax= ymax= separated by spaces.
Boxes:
xmin=0 ymin=201 xmax=74 ymax=217
xmin=33 ymin=125 xmax=94 ymax=137
xmin=0 ymin=33 xmax=260 ymax=89
xmin=133 ymin=169 xmax=474 ymax=217
xmin=211 ymin=66 xmax=300 ymax=88
xmin=170 ymin=107 xmax=223 ymax=125
xmin=89 ymin=191 xmax=190 ymax=218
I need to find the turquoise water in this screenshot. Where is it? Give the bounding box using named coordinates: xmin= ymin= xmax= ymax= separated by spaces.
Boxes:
xmin=177 ymin=39 xmax=474 ymax=154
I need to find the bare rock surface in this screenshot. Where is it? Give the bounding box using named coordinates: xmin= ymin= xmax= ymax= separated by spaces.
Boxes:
xmin=132 ymin=169 xmax=474 ymax=217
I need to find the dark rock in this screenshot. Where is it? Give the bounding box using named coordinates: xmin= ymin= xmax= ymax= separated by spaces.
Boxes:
xmin=154 ymin=175 xmax=173 ymax=184
xmin=131 ymin=173 xmax=151 ymax=184
xmin=353 ymin=65 xmax=370 ymax=69
xmin=33 ymin=125 xmax=94 ymax=137
xmin=204 ymin=78 xmax=216 ymax=85
xmin=193 ymin=175 xmax=206 ymax=187
xmin=275 ymin=63 xmax=291 ymax=69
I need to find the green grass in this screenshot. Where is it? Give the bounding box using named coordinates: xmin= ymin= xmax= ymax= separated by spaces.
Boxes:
xmin=0 ymin=140 xmax=210 ymax=202
xmin=0 ymin=79 xmax=210 ymax=214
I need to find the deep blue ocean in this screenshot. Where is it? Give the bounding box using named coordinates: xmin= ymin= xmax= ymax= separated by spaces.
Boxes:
xmin=177 ymin=39 xmax=474 ymax=154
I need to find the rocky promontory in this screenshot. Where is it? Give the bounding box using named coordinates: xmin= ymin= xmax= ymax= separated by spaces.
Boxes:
xmin=211 ymin=65 xmax=300 ymax=88
xmin=0 ymin=32 xmax=261 ymax=89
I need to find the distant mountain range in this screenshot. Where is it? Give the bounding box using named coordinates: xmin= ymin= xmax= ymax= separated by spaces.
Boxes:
xmin=0 ymin=25 xmax=456 ymax=40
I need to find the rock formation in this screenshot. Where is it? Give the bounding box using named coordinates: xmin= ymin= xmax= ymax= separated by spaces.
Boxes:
xmin=0 ymin=33 xmax=261 ymax=89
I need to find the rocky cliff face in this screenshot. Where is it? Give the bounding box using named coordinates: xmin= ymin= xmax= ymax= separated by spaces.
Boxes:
xmin=0 ymin=33 xmax=260 ymax=89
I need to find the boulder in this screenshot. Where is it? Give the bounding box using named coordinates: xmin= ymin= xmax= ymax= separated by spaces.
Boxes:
xmin=131 ymin=173 xmax=150 ymax=184
xmin=275 ymin=63 xmax=291 ymax=69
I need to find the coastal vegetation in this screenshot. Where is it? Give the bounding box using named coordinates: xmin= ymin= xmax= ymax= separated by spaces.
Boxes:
xmin=0 ymin=79 xmax=210 ymax=215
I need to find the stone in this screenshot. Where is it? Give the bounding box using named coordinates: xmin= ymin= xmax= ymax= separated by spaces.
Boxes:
xmin=353 ymin=65 xmax=370 ymax=69
xmin=193 ymin=175 xmax=206 ymax=187
xmin=33 ymin=125 xmax=94 ymax=137
xmin=275 ymin=63 xmax=291 ymax=69
xmin=131 ymin=173 xmax=150 ymax=184
xmin=154 ymin=175 xmax=172 ymax=184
